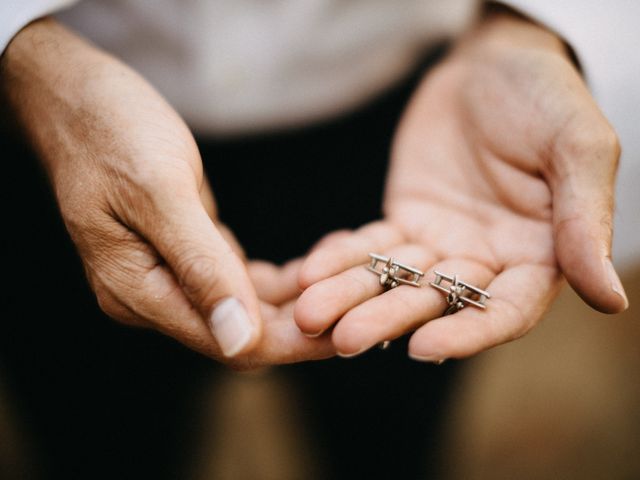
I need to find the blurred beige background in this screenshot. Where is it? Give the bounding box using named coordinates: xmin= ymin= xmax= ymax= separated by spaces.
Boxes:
xmin=188 ymin=268 xmax=640 ymax=480
xmin=441 ymin=266 xmax=640 ymax=480
xmin=2 ymin=269 xmax=638 ymax=479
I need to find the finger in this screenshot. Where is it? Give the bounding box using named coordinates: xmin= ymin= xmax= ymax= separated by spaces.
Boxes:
xmin=295 ymin=244 xmax=435 ymax=337
xmin=83 ymin=221 xmax=229 ymax=356
xmin=228 ymin=300 xmax=336 ymax=370
xmin=248 ymin=258 xmax=303 ymax=305
xmin=408 ymin=264 xmax=561 ymax=362
xmin=298 ymin=221 xmax=404 ymax=288
xmin=550 ymin=119 xmax=628 ymax=313
xmin=138 ymin=281 xmax=334 ymax=368
xmin=143 ymin=265 xmax=334 ymax=368
xmin=91 ymin=276 xmax=151 ymax=329
xmin=136 ymin=194 xmax=262 ymax=358
xmin=95 ymin=248 xmax=333 ymax=367
xmin=330 ymin=258 xmax=494 ymax=357
xmin=308 ymin=229 xmax=352 ymax=252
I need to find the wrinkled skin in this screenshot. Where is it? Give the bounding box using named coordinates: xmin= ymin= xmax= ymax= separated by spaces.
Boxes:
xmin=1 ymin=18 xmax=333 ymax=369
xmin=295 ymin=12 xmax=626 ymax=361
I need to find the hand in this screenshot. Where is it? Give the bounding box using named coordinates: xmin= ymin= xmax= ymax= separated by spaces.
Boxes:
xmin=294 ymin=8 xmax=627 ymax=361
xmin=1 ymin=18 xmax=333 ymax=368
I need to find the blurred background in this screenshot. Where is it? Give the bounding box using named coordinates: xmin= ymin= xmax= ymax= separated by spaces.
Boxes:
xmin=2 ymin=1 xmax=639 ymax=479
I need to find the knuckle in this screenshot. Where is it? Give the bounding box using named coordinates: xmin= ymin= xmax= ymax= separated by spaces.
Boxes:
xmin=108 ymin=165 xmax=197 ymax=227
xmin=601 ymin=126 xmax=621 ymax=155
xmin=607 ymin=129 xmax=622 ymax=169
xmin=91 ymin=272 xmax=143 ymax=326
xmin=94 ymin=287 xmax=123 ymax=321
xmin=121 ymin=163 xmax=176 ymax=192
xmin=589 ymin=126 xmax=621 ymax=166
xmin=176 ymin=254 xmax=224 ymax=304
xmin=126 ymin=164 xmax=162 ymax=191
xmin=557 ymin=123 xmax=621 ymax=168
xmin=95 ymin=290 xmax=146 ymax=328
xmin=61 ymin=203 xmax=109 ymax=249
xmin=129 ymin=160 xmax=199 ymax=199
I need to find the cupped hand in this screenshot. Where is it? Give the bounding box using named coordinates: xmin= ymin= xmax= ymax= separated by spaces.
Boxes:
xmin=294 ymin=9 xmax=627 ymax=362
xmin=1 ymin=18 xmax=333 ymax=368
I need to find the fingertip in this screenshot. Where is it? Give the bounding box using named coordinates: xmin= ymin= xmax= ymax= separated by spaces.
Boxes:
xmin=249 ymin=259 xmax=303 ymax=305
xmin=554 ymin=214 xmax=627 ymax=314
xmin=247 ymin=260 xmax=276 ymax=290
xmin=293 ymin=287 xmax=329 ymax=336
xmin=310 ymin=229 xmax=352 ymax=251
xmin=332 ymin=317 xmax=371 ymax=357
xmin=407 ymin=328 xmax=445 ymax=362
xmin=299 ymin=230 xmax=353 ymax=289
xmin=604 ymin=259 xmax=629 ymax=312
xmin=298 ymin=243 xmax=365 ymax=289
xmin=407 ymin=352 xmax=447 ymax=365
xmin=562 ymin=254 xmax=629 ymax=314
xmin=297 ymin=250 xmax=329 ymax=290
xmin=407 ymin=320 xmax=474 ymax=361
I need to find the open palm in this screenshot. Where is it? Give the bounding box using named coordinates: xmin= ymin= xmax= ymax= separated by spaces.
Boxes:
xmin=294 ymin=14 xmax=626 ymax=361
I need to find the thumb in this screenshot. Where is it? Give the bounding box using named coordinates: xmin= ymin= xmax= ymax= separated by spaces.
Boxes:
xmin=550 ymin=121 xmax=628 ymax=313
xmin=142 ymin=196 xmax=262 ymax=357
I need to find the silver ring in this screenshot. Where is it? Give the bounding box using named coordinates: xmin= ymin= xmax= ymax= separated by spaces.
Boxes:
xmin=367 ymin=253 xmax=424 ymax=290
xmin=367 ymin=253 xmax=424 ymax=352
xmin=429 ymin=271 xmax=490 ymax=315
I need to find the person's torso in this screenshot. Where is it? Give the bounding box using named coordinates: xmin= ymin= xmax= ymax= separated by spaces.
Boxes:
xmin=57 ymin=0 xmax=477 ymax=135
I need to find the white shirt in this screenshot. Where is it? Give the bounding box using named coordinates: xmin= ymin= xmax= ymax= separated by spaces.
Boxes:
xmin=1 ymin=0 xmax=639 ymax=268
xmin=55 ymin=0 xmax=477 ymax=134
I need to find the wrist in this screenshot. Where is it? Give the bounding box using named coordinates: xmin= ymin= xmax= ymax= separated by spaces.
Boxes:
xmin=2 ymin=18 xmax=86 ymax=105
xmin=0 ymin=18 xmax=146 ymax=176
xmin=2 ymin=17 xmax=131 ymax=110
xmin=1 ymin=19 xmax=97 ymax=151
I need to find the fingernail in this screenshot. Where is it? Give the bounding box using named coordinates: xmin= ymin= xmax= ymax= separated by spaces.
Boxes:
xmin=337 ymin=346 xmax=368 ymax=358
xmin=408 ymin=352 xmax=447 ymax=364
xmin=605 ymin=260 xmax=629 ymax=310
xmin=304 ymin=329 xmax=325 ymax=338
xmin=209 ymin=297 xmax=254 ymax=357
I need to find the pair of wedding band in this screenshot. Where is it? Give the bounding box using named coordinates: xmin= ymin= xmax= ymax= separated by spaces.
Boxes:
xmin=367 ymin=252 xmax=491 ymax=316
